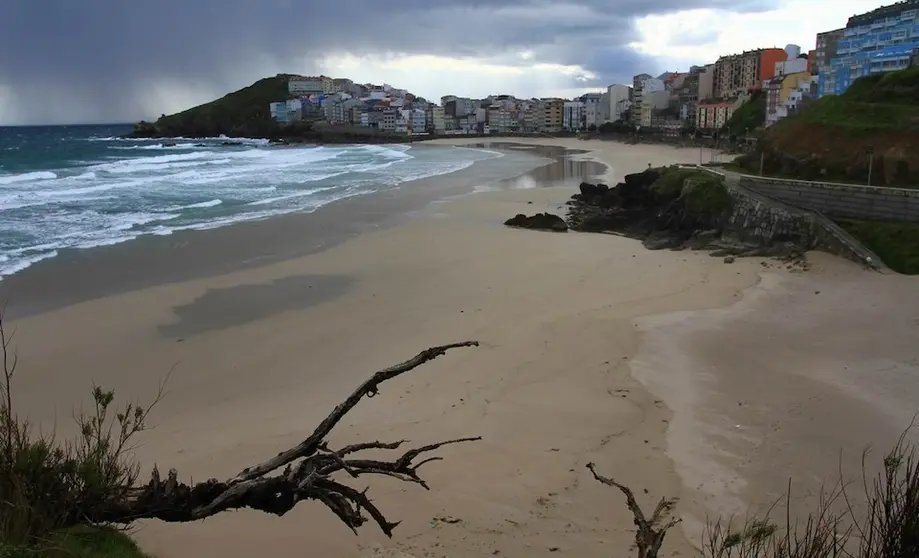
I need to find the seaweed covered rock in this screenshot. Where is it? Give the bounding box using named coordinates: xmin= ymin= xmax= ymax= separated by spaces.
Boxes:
xmin=504 ymin=213 xmax=568 ymax=232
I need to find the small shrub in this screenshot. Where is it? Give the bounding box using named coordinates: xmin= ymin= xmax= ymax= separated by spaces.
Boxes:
xmin=0 ymin=310 xmax=164 ymax=549
xmin=682 ymin=178 xmax=733 ymax=216
xmin=650 ymin=167 xmax=704 ymax=200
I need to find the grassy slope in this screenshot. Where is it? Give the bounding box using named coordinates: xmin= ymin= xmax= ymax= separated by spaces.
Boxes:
xmin=738 ymin=68 xmax=919 ymax=185
xmin=723 ymin=91 xmax=765 ymax=136
xmin=0 ymin=527 xmax=147 ymax=558
xmin=837 ymin=219 xmax=919 ymax=275
xmin=141 ymin=75 xmax=292 ymax=138
xmin=793 ymin=67 xmax=919 ymax=132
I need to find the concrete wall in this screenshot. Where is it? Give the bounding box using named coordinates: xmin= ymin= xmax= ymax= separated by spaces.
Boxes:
xmin=689 ymin=167 xmax=884 ymax=270
xmin=724 ymin=183 xmax=883 ymax=270
xmin=737 ymin=176 xmax=919 ymax=222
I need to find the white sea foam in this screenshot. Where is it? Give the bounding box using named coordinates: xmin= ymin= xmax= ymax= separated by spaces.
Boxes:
xmin=169 ymin=199 xmax=222 ymax=210
xmin=247 ymin=187 xmax=337 ymax=206
xmin=113 ymin=144 xmax=198 ymax=150
xmin=0 ymin=171 xmax=58 ymax=185
xmin=452 ymin=146 xmax=506 ymax=159
xmin=0 ymin=251 xmax=58 ymax=278
xmin=88 ymin=135 xmax=271 ymax=146
xmin=1 ymin=141 xmax=495 ymax=278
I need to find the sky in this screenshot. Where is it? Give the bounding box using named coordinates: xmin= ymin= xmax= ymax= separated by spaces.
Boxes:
xmin=0 ymin=0 xmax=889 ymax=126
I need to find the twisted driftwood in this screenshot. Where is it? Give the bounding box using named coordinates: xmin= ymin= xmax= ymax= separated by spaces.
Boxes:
xmin=92 ymin=342 xmax=481 ymax=535
xmin=587 ymin=462 xmax=681 ymax=558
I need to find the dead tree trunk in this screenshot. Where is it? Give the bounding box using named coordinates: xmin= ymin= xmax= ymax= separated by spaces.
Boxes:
xmin=85 ymin=342 xmax=481 ymax=535
xmin=587 ymin=462 xmax=681 ymax=558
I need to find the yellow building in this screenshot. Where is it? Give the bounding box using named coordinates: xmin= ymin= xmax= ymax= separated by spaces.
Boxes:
xmin=538 ymin=99 xmax=564 ymax=132
xmin=765 ymin=71 xmax=812 ymax=127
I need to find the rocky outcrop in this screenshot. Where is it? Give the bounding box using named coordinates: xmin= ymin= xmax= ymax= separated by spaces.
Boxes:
xmin=504 ymin=213 xmax=568 ymax=232
xmin=564 ymin=167 xmax=811 ymax=261
xmin=568 ymin=168 xmax=736 ymax=249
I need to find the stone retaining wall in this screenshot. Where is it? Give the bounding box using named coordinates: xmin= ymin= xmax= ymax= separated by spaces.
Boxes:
xmin=690 ymin=167 xmax=885 ymax=270
xmin=737 ymin=175 xmax=919 ymax=222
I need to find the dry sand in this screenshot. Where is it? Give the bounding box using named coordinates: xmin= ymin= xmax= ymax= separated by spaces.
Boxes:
xmin=6 ymin=137 xmax=917 ymax=557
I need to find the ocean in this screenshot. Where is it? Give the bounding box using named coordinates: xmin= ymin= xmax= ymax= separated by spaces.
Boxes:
xmin=0 ymin=125 xmax=500 ymax=278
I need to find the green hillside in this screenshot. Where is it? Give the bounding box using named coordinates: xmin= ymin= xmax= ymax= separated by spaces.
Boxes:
xmin=130 ymin=75 xmax=292 ymax=138
xmin=723 ymin=91 xmax=765 ymax=136
xmin=777 ymin=67 xmax=919 ymax=133
xmin=734 ymin=67 xmax=919 ymax=185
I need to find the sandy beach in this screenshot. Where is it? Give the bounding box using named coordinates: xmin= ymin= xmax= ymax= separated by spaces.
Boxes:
xmin=4 ymin=137 xmax=917 ymax=557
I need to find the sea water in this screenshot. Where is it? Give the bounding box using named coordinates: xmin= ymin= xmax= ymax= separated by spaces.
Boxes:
xmin=0 ymin=125 xmax=499 ymax=277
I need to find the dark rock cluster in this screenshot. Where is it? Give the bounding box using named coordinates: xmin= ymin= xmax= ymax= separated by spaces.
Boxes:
xmin=506 ymin=167 xmax=808 ymax=263
xmin=504 ymin=213 xmax=568 ymax=232
xmin=565 ymin=169 xmax=737 ymax=251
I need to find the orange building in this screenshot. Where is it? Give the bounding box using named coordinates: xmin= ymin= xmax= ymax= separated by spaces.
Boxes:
xmin=806 ymin=50 xmax=817 ymax=74
xmin=758 ymin=48 xmax=788 ymax=83
xmin=713 ymin=47 xmax=788 ymax=99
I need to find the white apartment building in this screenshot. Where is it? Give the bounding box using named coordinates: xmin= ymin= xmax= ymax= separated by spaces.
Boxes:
xmin=639 ymin=79 xmax=667 ymax=127
xmin=426 ymin=106 xmax=445 ymax=132
xmin=562 ymin=101 xmax=585 ymax=130
xmin=395 ymin=110 xmax=409 ymax=133
xmin=598 ymin=91 xmax=611 ymax=122
xmin=580 ymin=93 xmax=604 ymax=128
xmin=774 ymin=57 xmax=808 ymax=77
xmin=630 ymin=74 xmax=652 ymax=125
xmin=607 ymin=84 xmax=631 ymax=123
xmin=487 ymin=108 xmax=516 ymax=132
xmin=380 ymin=109 xmax=397 ymax=132
xmin=410 ymin=109 xmax=426 ymax=133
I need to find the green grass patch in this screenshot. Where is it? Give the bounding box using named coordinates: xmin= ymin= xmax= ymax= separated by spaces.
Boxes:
xmin=794 ymin=96 xmax=919 ymax=133
xmin=647 ymin=167 xmax=733 ymax=220
xmin=682 ymin=177 xmax=733 ymax=215
xmin=723 ymin=91 xmax=765 ymax=136
xmin=765 ymin=68 xmax=919 ymax=135
xmin=837 ymin=219 xmax=919 ymax=274
xmin=842 ymin=67 xmax=919 ymax=104
xmin=722 ymin=160 xmax=903 ymax=188
xmin=649 ymin=167 xmax=706 ymax=199
xmin=0 ymin=527 xmax=148 ymax=558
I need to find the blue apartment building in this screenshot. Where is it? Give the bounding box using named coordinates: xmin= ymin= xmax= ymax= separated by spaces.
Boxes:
xmin=820 ymin=0 xmax=919 ymax=97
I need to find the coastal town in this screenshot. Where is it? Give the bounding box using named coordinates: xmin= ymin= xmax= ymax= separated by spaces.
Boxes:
xmin=269 ymin=0 xmax=919 ymax=137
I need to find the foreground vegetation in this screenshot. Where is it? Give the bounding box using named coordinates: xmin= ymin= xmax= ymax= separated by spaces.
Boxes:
xmin=2 ymin=309 xmax=918 ymax=556
xmin=0 ymin=527 xmax=147 ymax=558
xmin=838 ymin=219 xmax=919 ymax=275
xmin=723 ymin=91 xmax=765 ymax=138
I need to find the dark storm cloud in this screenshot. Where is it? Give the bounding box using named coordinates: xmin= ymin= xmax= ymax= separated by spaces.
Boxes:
xmin=0 ymin=0 xmax=774 ymax=124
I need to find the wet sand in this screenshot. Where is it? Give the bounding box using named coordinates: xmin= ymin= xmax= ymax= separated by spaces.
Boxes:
xmin=633 ymin=253 xmax=919 ymax=540
xmin=0 ymin=144 xmax=604 ymax=317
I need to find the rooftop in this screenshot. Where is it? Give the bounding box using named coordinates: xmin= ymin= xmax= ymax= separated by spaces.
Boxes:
xmin=847 ymin=0 xmax=919 ymax=27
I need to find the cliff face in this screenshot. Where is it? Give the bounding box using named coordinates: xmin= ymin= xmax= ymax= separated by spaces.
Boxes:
xmin=738 ymin=68 xmax=919 ymax=186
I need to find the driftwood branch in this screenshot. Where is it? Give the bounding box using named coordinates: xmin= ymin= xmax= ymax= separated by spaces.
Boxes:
xmin=587 ymin=462 xmax=681 ymax=558
xmin=89 ymin=341 xmax=481 ymax=536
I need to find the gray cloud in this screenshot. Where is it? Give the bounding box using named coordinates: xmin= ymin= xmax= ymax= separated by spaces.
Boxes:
xmin=0 ymin=0 xmax=775 ymax=124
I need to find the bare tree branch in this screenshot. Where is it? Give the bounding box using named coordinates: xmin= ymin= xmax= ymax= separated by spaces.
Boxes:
xmin=587 ymin=462 xmax=681 ymax=558
xmin=77 ymin=341 xmax=481 ymax=536
xmin=232 ymin=341 xmax=479 ymax=483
